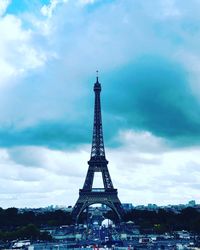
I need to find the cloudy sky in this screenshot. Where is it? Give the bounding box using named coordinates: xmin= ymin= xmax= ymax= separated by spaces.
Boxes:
xmin=0 ymin=0 xmax=200 ymax=208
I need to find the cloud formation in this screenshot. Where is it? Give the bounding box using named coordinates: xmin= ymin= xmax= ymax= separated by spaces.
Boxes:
xmin=0 ymin=0 xmax=200 ymax=207
xmin=0 ymin=0 xmax=200 ymax=148
xmin=0 ymin=132 xmax=200 ymax=208
xmin=104 ymin=55 xmax=200 ymax=146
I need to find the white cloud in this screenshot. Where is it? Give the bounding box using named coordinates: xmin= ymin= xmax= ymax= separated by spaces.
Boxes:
xmin=0 ymin=0 xmax=11 ymax=16
xmin=78 ymin=0 xmax=95 ymax=5
xmin=41 ymin=0 xmax=68 ymax=18
xmin=161 ymin=0 xmax=181 ymax=19
xmin=0 ymin=131 xmax=200 ymax=208
xmin=0 ymin=14 xmax=48 ymax=88
xmin=116 ymin=130 xmax=167 ymax=153
xmin=108 ymin=130 xmax=200 ymax=205
xmin=0 ymin=144 xmax=92 ymax=207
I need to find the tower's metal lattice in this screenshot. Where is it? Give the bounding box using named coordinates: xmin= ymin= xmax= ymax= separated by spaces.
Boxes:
xmin=71 ymin=75 xmax=124 ymax=223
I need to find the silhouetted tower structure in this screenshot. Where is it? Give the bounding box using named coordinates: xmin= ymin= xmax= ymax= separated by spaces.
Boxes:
xmin=71 ymin=72 xmax=124 ymax=223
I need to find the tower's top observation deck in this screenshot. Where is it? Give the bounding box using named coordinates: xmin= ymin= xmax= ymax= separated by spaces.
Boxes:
xmin=94 ymin=71 xmax=101 ymax=91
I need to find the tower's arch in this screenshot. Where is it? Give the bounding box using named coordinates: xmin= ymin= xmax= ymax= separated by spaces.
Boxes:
xmin=75 ymin=199 xmax=122 ymax=224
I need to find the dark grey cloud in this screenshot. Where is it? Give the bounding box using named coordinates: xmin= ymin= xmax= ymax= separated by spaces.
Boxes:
xmin=103 ymin=55 xmax=200 ymax=147
xmin=0 ymin=121 xmax=90 ymax=149
xmin=1 ymin=0 xmax=200 ymax=150
xmin=1 ymin=55 xmax=200 ymax=149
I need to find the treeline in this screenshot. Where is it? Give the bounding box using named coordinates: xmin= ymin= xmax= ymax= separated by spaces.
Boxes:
xmin=124 ymin=207 xmax=200 ymax=233
xmin=0 ymin=207 xmax=72 ymax=241
xmin=0 ymin=224 xmax=51 ymax=241
xmin=1 ymin=207 xmax=200 ymax=240
xmin=0 ymin=207 xmax=72 ymax=231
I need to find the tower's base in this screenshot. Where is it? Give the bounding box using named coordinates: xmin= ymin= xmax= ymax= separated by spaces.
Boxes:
xmin=71 ymin=189 xmax=124 ymax=223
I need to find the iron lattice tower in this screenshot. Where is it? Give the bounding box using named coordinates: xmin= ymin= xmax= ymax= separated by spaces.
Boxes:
xmin=71 ymin=73 xmax=124 ymax=223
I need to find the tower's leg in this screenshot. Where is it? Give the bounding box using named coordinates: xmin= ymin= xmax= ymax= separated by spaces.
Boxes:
xmin=71 ymin=200 xmax=85 ymax=223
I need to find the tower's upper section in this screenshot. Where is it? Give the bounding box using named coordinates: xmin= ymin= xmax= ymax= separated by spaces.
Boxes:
xmin=90 ymin=73 xmax=106 ymax=161
xmin=94 ymin=76 xmax=101 ymax=91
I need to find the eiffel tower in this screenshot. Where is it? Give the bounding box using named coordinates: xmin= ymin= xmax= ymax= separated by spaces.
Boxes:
xmin=71 ymin=72 xmax=124 ymax=223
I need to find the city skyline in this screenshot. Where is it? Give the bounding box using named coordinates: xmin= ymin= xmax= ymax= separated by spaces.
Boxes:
xmin=0 ymin=0 xmax=200 ymax=208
